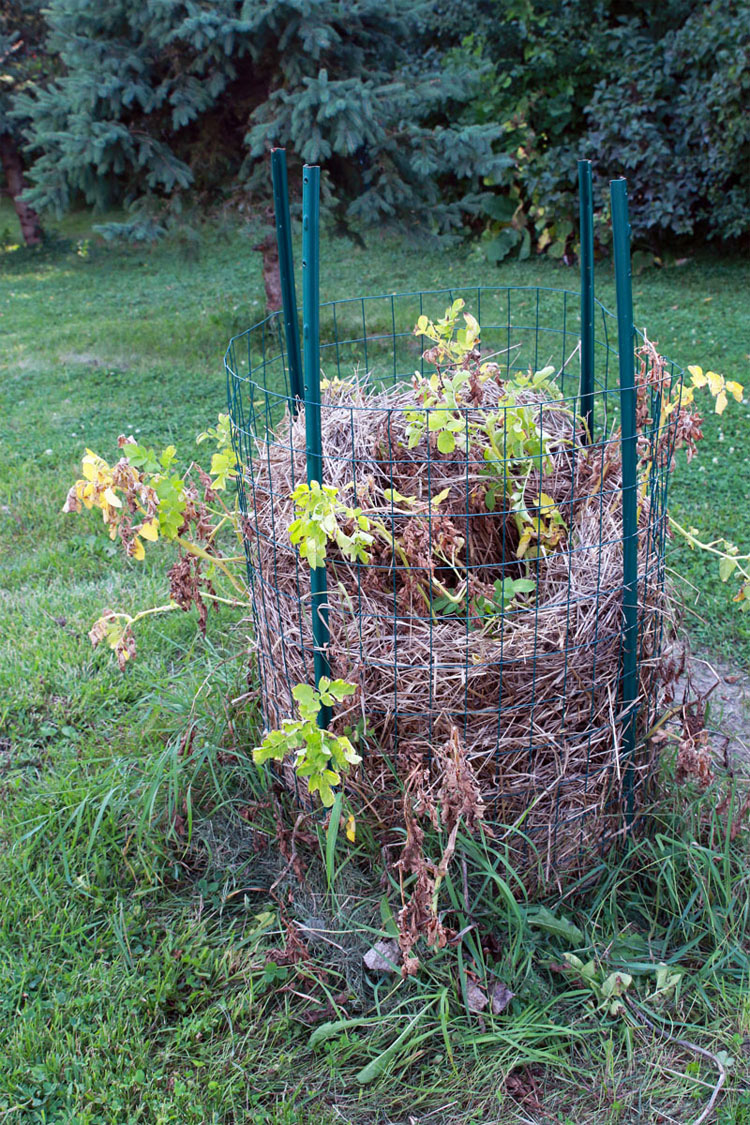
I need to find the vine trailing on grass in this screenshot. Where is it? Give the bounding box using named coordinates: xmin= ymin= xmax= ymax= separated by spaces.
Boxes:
xmin=62 ymin=417 xmax=245 ymax=667
xmin=632 ymin=342 xmax=748 ymax=610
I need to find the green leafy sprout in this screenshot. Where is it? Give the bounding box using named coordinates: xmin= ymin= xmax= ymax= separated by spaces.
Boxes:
xmin=252 ymin=678 xmax=360 ymax=807
xmin=473 ymin=576 xmax=537 ymax=620
xmin=414 ymin=297 xmax=480 ymax=368
xmin=288 ymin=481 xmax=374 ymax=569
xmin=407 ymin=303 xmax=569 ymax=554
xmin=196 ymin=412 xmax=238 ymax=490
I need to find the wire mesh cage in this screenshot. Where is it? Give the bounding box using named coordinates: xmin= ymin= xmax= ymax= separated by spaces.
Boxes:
xmin=225 ymin=278 xmax=683 ymax=881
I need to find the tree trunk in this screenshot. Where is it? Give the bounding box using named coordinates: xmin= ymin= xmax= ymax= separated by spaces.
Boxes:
xmin=0 ymin=132 xmax=43 ymax=246
xmin=252 ymin=230 xmax=283 ymax=312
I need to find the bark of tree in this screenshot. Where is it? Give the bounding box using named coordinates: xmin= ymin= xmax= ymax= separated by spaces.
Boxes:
xmin=0 ymin=131 xmax=43 ymax=245
xmin=252 ymin=230 xmax=282 ymax=312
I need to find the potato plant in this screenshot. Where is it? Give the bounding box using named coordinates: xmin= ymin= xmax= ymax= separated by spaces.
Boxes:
xmin=252 ymin=678 xmax=359 ymax=807
xmin=62 ymin=307 xmax=745 ymax=805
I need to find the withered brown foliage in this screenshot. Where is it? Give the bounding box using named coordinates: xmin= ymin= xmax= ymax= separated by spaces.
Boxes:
xmin=396 ymin=728 xmax=485 ymax=972
xmin=88 ymin=609 xmax=137 ymax=671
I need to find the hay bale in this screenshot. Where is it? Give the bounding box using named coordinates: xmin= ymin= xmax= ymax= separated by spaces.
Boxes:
xmin=245 ymin=373 xmax=667 ymax=882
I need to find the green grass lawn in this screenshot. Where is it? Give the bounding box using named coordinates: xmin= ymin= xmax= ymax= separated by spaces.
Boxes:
xmin=2 ymin=202 xmax=750 ymax=1123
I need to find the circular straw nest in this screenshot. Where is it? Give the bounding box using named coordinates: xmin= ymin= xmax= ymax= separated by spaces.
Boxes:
xmin=247 ymin=370 xmax=668 ymax=884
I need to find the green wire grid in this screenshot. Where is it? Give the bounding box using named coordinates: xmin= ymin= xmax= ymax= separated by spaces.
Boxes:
xmin=225 ymin=280 xmax=684 ymax=858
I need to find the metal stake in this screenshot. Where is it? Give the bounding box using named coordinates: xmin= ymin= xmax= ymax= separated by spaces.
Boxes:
xmin=611 ymin=177 xmax=639 ymax=825
xmin=271 ymin=148 xmax=304 ymax=409
xmin=578 ymin=159 xmax=595 ymax=442
xmin=301 ymin=164 xmax=331 ymax=726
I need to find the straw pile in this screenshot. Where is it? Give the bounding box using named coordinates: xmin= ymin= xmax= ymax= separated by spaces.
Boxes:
xmin=246 ymin=373 xmax=667 ymax=882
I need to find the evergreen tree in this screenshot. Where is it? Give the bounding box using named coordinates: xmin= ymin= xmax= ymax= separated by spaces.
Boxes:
xmin=0 ymin=0 xmax=46 ymax=244
xmin=16 ymin=0 xmax=505 ymax=234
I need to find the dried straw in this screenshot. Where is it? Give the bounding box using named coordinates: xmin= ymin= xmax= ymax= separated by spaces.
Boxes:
xmin=245 ymin=373 xmax=668 ymax=883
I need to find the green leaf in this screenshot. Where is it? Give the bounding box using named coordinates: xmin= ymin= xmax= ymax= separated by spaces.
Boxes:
xmin=325 ymin=792 xmax=343 ymax=888
xmin=309 ymin=774 xmax=336 ymax=807
xmin=486 ymin=227 xmax=521 ymax=263
xmin=484 ymin=194 xmax=517 ymax=222
xmin=159 ymin=444 xmax=177 ymax=469
xmin=600 ymin=972 xmax=632 ymax=1000
xmin=355 ymin=1011 xmax=427 ymax=1085
xmin=509 ymin=578 xmax=536 ymax=596
xmin=292 ymin=683 xmax=319 ymax=722
xmin=437 ymin=429 xmax=455 ymax=454
xmin=309 ymin=1018 xmax=373 ymax=1049
xmin=529 ymin=906 xmax=584 ymax=944
xmin=326 ymin=679 xmax=357 ymax=702
xmin=379 ymin=896 xmax=400 ymax=937
xmin=719 ymin=555 xmax=737 ymax=582
xmin=123 ymin=443 xmax=161 ymax=473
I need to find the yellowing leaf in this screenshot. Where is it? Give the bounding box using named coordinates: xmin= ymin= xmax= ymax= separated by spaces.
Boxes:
xmin=383 ymin=487 xmax=416 ymax=505
xmin=715 ymin=390 xmax=728 ymax=415
xmin=463 ymin=312 xmax=480 ymax=345
xmin=516 ymin=529 xmax=533 ymax=559
xmin=706 ymin=370 xmax=724 ymax=396
xmin=131 ymin=537 xmax=146 ymax=561
xmin=79 ymin=481 xmax=97 ymax=509
xmin=138 ymin=518 xmax=159 ymax=542
xmin=726 ymin=380 xmax=744 ymax=403
xmin=103 ymin=487 xmax=122 ymax=508
xmin=346 ymin=814 xmax=356 ymax=843
xmin=687 ymin=365 xmax=706 ymax=386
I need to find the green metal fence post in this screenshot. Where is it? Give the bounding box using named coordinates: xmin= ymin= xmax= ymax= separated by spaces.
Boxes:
xmin=611 ymin=178 xmax=639 ymax=826
xmin=578 ymin=159 xmax=595 ymax=442
xmin=271 ymin=148 xmax=304 ymax=410
xmin=301 ymin=164 xmax=331 ymax=726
